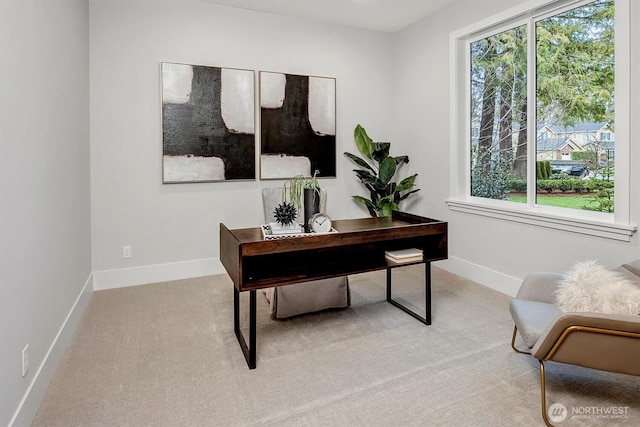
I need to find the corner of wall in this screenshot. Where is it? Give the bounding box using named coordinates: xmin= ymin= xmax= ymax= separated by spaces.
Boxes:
xmin=92 ymin=258 xmax=226 ymax=291
xmin=436 ymin=257 xmax=522 ymax=297
xmin=9 ymin=273 xmax=94 ymax=427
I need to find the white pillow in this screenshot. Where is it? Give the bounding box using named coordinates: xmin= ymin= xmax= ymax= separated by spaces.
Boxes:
xmin=555 ymin=260 xmax=640 ymax=316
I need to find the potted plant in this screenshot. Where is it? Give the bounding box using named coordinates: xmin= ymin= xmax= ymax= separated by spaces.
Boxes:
xmin=284 ymin=170 xmax=323 ymax=232
xmin=344 ymin=124 xmax=420 ymax=217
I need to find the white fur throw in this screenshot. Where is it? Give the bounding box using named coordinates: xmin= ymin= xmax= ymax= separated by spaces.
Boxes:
xmin=555 ymin=260 xmax=640 ymax=316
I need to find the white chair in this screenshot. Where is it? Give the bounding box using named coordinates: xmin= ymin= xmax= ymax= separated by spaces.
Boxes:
xmin=261 ymin=187 xmax=350 ymax=318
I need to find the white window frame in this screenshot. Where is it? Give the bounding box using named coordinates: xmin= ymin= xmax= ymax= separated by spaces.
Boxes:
xmin=448 ymin=0 xmax=636 ymax=241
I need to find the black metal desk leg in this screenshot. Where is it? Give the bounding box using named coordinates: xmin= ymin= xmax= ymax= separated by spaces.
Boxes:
xmin=425 ymin=261 xmax=432 ymax=324
xmin=233 ymin=286 xmax=240 ymax=335
xmin=249 ymin=290 xmax=256 ymax=367
xmin=233 ymin=287 xmax=257 ymax=369
xmin=386 ymin=262 xmax=432 ymax=325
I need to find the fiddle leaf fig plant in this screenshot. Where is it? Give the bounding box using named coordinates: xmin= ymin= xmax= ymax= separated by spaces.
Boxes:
xmin=344 ymin=124 xmax=420 ymax=217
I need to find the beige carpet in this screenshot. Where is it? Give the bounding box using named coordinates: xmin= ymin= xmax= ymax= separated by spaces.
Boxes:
xmin=33 ymin=266 xmax=639 ymax=426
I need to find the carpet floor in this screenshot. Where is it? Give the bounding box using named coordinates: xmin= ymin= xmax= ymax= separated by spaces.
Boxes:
xmin=33 ymin=266 xmax=639 ymax=426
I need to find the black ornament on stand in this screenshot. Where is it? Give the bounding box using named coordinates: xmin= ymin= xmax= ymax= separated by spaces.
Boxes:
xmin=274 ymin=202 xmax=297 ymax=226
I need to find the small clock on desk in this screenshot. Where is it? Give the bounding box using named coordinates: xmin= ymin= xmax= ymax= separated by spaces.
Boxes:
xmin=309 ymin=213 xmax=332 ymax=233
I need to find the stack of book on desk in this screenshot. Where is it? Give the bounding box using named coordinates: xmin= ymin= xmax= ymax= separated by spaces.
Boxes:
xmin=385 ymin=248 xmax=423 ymax=264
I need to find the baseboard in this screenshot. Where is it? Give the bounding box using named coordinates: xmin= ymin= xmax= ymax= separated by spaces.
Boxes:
xmin=9 ymin=273 xmax=94 ymax=427
xmin=92 ymin=256 xmax=521 ymax=296
xmin=92 ymin=257 xmax=225 ymax=291
xmin=436 ymin=257 xmax=522 ymax=297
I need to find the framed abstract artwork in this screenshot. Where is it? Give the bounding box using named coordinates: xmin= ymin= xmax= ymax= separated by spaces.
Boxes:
xmin=259 ymin=71 xmax=336 ymax=179
xmin=161 ymin=62 xmax=255 ymax=183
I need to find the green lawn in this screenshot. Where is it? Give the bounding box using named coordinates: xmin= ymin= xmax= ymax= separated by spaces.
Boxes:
xmin=508 ymin=194 xmax=597 ymax=210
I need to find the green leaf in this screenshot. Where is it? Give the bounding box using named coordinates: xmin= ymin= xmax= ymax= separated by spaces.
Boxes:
xmin=371 ymin=142 xmax=391 ymax=163
xmin=394 ymin=155 xmax=409 ymax=165
xmin=376 ymin=195 xmax=398 ymax=217
xmin=387 ymin=182 xmax=396 ymax=196
xmin=380 ymin=204 xmax=395 ymax=217
xmin=398 ymin=188 xmax=420 ymax=201
xmin=344 ymin=152 xmax=375 ymax=174
xmin=353 ymin=170 xmax=384 ymax=190
xmin=352 ymin=195 xmax=372 ymax=206
xmin=368 ymin=187 xmax=379 ymax=202
xmin=396 ymin=174 xmax=417 ymax=191
xmin=352 ymin=195 xmax=377 ymax=217
xmin=378 ymin=157 xmax=396 ymax=185
xmin=354 ymin=124 xmax=373 ymax=160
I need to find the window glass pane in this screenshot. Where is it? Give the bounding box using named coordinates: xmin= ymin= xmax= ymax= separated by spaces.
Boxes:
xmin=470 ymin=26 xmax=528 ymax=202
xmin=536 ymin=0 xmax=615 ymax=212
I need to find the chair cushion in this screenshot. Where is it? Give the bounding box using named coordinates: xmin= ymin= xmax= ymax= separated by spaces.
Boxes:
xmin=510 ymin=299 xmax=562 ymax=348
xmin=515 ymin=272 xmax=563 ymax=304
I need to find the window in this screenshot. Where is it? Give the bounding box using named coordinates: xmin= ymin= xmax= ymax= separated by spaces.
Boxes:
xmin=449 ymin=0 xmax=635 ymax=241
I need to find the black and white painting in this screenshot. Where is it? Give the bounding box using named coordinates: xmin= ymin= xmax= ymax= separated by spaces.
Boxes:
xmin=162 ymin=62 xmax=255 ymax=183
xmin=260 ymin=72 xmax=336 ymax=179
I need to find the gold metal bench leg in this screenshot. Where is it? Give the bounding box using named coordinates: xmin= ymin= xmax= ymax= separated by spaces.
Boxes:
xmin=540 ymin=360 xmax=556 ymax=427
xmin=511 ymin=325 xmax=531 ymax=354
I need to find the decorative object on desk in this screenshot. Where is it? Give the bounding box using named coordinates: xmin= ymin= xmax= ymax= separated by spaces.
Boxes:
xmin=303 ymin=188 xmax=320 ymax=232
xmin=385 ymin=248 xmax=424 ymax=264
xmin=344 ymin=124 xmax=420 ymax=217
xmin=309 ymin=213 xmax=332 ymax=233
xmin=260 ymin=71 xmax=336 ymax=179
xmin=161 ymin=62 xmax=255 ymax=183
xmin=273 ymin=201 xmax=297 ymax=226
xmin=264 ymin=222 xmax=304 ymax=236
xmin=286 ymin=170 xmax=322 ymax=232
xmin=260 ymin=224 xmax=335 ymax=240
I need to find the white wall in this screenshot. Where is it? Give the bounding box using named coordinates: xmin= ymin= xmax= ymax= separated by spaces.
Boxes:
xmin=0 ymin=0 xmax=92 ymax=425
xmin=392 ymin=0 xmax=640 ymax=296
xmin=89 ymin=0 xmax=395 ymax=288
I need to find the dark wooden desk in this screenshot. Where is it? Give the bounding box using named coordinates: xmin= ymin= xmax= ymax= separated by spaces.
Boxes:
xmin=220 ymin=211 xmax=447 ymax=368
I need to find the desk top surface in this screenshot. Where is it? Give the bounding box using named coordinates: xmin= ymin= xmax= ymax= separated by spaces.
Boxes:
xmin=223 ymin=211 xmax=446 ymax=246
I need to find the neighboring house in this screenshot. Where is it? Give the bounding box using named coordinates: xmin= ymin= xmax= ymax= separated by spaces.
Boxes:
xmin=540 ymin=122 xmax=614 ymax=143
xmin=536 ymin=137 xmax=582 ymax=161
xmin=469 ymin=122 xmax=615 ymax=162
xmin=584 ymin=140 xmax=616 ymax=162
xmin=536 ymin=122 xmax=615 ymax=161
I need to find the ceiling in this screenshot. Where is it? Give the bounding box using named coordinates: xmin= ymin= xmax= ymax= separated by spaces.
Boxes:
xmin=195 ymin=0 xmax=457 ymax=33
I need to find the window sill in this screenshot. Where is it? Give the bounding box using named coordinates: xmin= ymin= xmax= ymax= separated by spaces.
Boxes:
xmin=446 ymin=199 xmax=637 ymax=242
